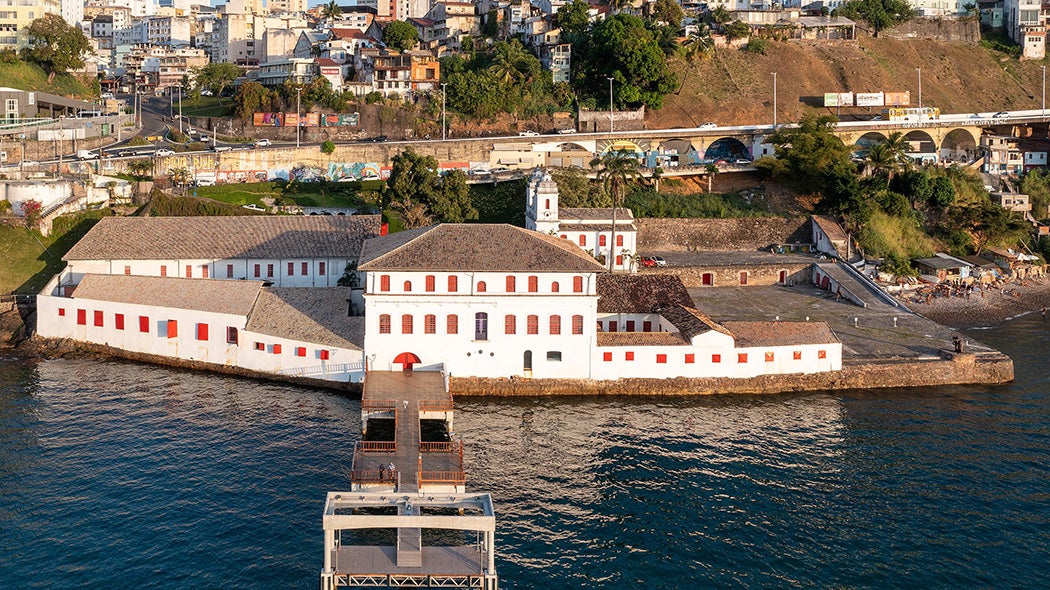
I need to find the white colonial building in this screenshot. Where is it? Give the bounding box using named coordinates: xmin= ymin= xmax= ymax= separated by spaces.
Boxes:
xmin=36 ymin=275 xmax=367 ymax=382
xmin=359 ymin=224 xmax=842 ymax=380
xmin=524 ymin=168 xmax=637 ymax=272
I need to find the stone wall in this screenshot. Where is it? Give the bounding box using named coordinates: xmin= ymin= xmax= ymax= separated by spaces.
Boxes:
xmin=577 ymin=106 xmax=646 ymax=133
xmin=881 ymin=18 xmax=980 ymax=45
xmin=643 ymin=262 xmax=812 ymax=288
xmin=450 ymin=353 xmax=1013 ymax=396
xmin=637 ymin=217 xmax=810 ymax=251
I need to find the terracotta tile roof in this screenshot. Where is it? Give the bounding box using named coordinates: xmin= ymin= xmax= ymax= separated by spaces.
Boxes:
xmin=64 ymin=215 xmax=382 ymax=261
xmin=331 ymin=27 xmax=368 ymax=39
xmin=722 ymin=320 xmax=839 ymax=347
xmin=660 ymin=304 xmax=731 ymax=340
xmin=597 ymin=332 xmax=688 ymax=346
xmin=560 ymin=207 xmax=634 ymax=221
xmin=71 ymin=274 xmax=263 ymax=316
xmin=315 ymin=57 xmax=340 ymax=66
xmin=358 ymin=224 xmax=607 ymax=272
xmin=811 ymin=215 xmax=848 ymax=242
xmin=597 ymin=274 xmax=692 ymax=313
xmin=245 ymin=288 xmax=364 ymax=350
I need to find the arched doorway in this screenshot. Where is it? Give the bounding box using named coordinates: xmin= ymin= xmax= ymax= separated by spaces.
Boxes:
xmin=523 ymin=350 xmax=533 ymax=378
xmin=903 ymin=130 xmax=937 ymax=164
xmin=940 ymin=128 xmax=977 ymax=164
xmin=704 ymin=137 xmax=751 ymax=161
xmin=393 ymin=352 xmax=421 ymax=371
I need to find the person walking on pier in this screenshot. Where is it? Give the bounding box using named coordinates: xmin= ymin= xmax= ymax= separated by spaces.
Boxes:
xmin=379 ymin=463 xmax=386 ymax=481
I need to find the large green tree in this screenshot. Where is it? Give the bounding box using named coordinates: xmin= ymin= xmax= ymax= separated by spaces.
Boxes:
xmin=836 ymin=0 xmax=915 ymax=33
xmin=576 ymin=14 xmax=678 ymax=109
xmin=386 ymin=149 xmax=477 ymax=224
xmin=433 ymin=170 xmax=478 ymax=222
xmin=383 ymin=20 xmax=419 ymax=51
xmin=194 ymin=62 xmax=241 ymax=95
xmin=649 ymin=0 xmax=684 ymax=28
xmin=556 ymin=0 xmax=591 ymax=44
xmin=20 ymin=14 xmax=91 ymax=82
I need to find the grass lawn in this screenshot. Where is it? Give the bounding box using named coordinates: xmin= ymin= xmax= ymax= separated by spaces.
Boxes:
xmin=0 ymin=210 xmax=110 ymax=294
xmin=179 ymin=96 xmax=236 ymax=117
xmin=0 ymin=62 xmax=95 ymax=99
xmin=195 ymin=181 xmax=378 ymax=210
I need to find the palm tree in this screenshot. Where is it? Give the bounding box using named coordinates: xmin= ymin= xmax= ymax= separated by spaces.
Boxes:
xmin=167 ymin=167 xmax=190 ymax=192
xmin=883 ymin=131 xmax=912 ymax=170
xmin=709 ymin=6 xmax=731 ymax=30
xmin=682 ymin=23 xmax=714 ymax=62
xmin=489 ymin=40 xmax=528 ymax=85
xmin=590 ymin=149 xmax=640 ymax=271
xmin=322 ymin=0 xmax=340 ymax=23
xmin=705 ymin=163 xmax=718 ymax=192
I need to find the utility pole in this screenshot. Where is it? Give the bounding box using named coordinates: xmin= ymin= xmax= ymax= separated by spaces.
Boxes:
xmin=296 ymin=86 xmax=302 ymax=149
xmin=916 ymin=67 xmax=922 ymax=121
xmin=608 ymin=77 xmax=614 ymax=134
xmin=441 ymin=82 xmax=447 ymax=141
xmin=1042 ymin=65 xmax=1046 ymax=117
xmin=771 ymin=72 xmax=778 ymax=129
xmin=178 ymin=85 xmax=183 ymax=137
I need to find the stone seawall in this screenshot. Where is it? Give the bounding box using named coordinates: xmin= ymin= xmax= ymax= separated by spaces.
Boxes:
xmin=450 ymin=354 xmax=1013 ymax=396
xmin=26 ymin=337 xmax=362 ymax=394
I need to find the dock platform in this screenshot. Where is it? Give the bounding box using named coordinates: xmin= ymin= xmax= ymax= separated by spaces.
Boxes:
xmin=320 ymin=370 xmax=498 ymax=590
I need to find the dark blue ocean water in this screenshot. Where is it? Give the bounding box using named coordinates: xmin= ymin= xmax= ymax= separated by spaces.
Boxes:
xmin=1 ymin=318 xmax=1048 ymax=589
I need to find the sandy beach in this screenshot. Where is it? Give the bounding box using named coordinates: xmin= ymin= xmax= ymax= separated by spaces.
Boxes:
xmin=900 ymin=278 xmax=1050 ymax=329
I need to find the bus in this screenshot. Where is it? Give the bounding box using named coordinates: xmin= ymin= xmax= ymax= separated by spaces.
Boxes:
xmin=77 ymin=110 xmax=103 ymax=118
xmin=882 ymin=107 xmax=940 ymax=122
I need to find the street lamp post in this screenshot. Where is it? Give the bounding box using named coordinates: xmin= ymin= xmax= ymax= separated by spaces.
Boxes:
xmin=1042 ymin=65 xmax=1046 ymax=116
xmin=772 ymin=72 xmax=778 ymax=129
xmin=916 ymin=68 xmax=922 ymax=121
xmin=178 ymin=85 xmax=183 ymax=137
xmin=608 ymin=77 xmax=614 ymax=134
xmin=441 ymin=82 xmax=447 ymax=141
xmin=296 ymin=86 xmax=302 ymax=149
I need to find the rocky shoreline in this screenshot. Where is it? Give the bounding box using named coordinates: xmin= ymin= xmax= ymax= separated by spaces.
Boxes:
xmin=900 ymin=278 xmax=1050 ymax=329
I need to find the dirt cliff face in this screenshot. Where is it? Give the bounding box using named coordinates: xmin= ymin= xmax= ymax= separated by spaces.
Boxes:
xmin=652 ymin=36 xmax=1045 ymax=129
xmin=0 ymin=304 xmax=27 ymax=348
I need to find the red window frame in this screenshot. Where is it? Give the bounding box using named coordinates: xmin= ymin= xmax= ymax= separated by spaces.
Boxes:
xmin=288 ymin=262 xmax=295 ymax=276
xmin=318 ymin=262 xmax=326 ymax=276
xmin=139 ymin=316 xmax=150 ymax=333
xmin=447 ymin=314 xmax=458 ymax=334
xmin=379 ymin=314 xmax=391 ymax=334
xmin=818 ymin=350 xmax=827 ymax=359
xmin=476 ymin=281 xmax=486 ymax=293
xmin=578 ymin=235 xmax=586 ymax=246
xmin=266 ymin=264 xmax=274 ymax=278
xmin=625 ymin=351 xmax=635 ymax=361
xmin=227 ymin=264 xmax=234 ymax=278
xmin=572 ymin=315 xmax=583 ymax=335
xmin=656 ymin=354 xmax=667 ymax=364
xmin=253 ymin=264 xmax=260 ymax=278
xmin=401 ymin=314 xmax=413 ymax=334
xmin=765 ymin=351 xmax=774 ymax=362
xmin=551 ymin=282 xmax=560 ymax=293
xmin=167 ymin=319 xmax=178 ymax=338
xmin=197 ymin=323 xmax=209 ymax=341
xmin=201 ymin=265 xmax=208 ymax=278
xmin=301 ymin=262 xmax=308 ymax=276
xmin=273 ymin=344 xmax=282 ymax=354
xmin=447 ymin=275 xmax=458 ymax=292
xmin=712 ymin=354 xmax=721 ymax=363
xmin=296 ymin=346 xmax=306 ymax=357
xmin=76 ymin=309 xmax=86 ymax=325
xmin=115 ymin=313 xmax=124 ymax=330
xmin=424 ymin=314 xmax=436 ymax=334
xmin=573 ymin=276 xmax=583 ymax=293
xmin=685 ymin=353 xmax=695 ymax=364
xmin=506 ymin=276 xmax=516 ymax=292
xmin=185 ymin=265 xmax=192 ymax=278
xmin=599 ymin=235 xmax=607 ymax=247
xmin=380 ymin=275 xmax=390 ymax=292
xmin=93 ymin=310 xmax=103 ymax=327
xmin=124 ymin=265 xmax=131 ymax=275
xmin=58 ymin=308 xmax=65 ymax=317
xmin=549 ymin=315 xmax=561 ymax=335
xmin=403 ymin=280 xmax=412 ymax=292
xmin=616 ymin=235 xmax=624 ymax=247
xmin=603 ymin=352 xmax=613 ymax=361
xmin=527 ymin=315 xmax=538 ymax=335
xmin=793 ymin=351 xmax=802 ymax=360
xmin=425 ymin=275 xmax=435 ymax=292
xmin=254 ymin=342 xmax=265 ymax=351
xmin=504 ymin=315 xmax=516 ymax=335
xmin=738 ymin=353 xmax=748 ymax=363
xmin=227 ymin=326 xmax=239 ymax=344
xmin=528 ymin=275 xmax=538 ymax=292
xmin=160 ymin=265 xmax=167 ymax=277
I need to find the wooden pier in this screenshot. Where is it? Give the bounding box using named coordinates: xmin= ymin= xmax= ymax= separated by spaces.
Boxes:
xmin=320 ymin=370 xmax=498 ymax=590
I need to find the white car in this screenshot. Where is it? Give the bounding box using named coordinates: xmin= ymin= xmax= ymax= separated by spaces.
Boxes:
xmin=212 ymin=145 xmax=231 ymax=152
xmin=200 ymin=89 xmax=213 ymax=96
xmin=699 ymin=122 xmax=717 ymax=129
xmin=100 ymin=92 xmax=114 ymax=100
xmin=156 ymin=149 xmax=175 ymax=156
xmin=199 ymin=135 xmax=210 ymax=142
xmin=254 ymin=138 xmax=271 ymax=147
xmin=518 ymin=130 xmax=538 ymax=137
xmin=557 ymin=128 xmax=577 ymax=134
xmin=360 ymin=173 xmax=381 ymax=181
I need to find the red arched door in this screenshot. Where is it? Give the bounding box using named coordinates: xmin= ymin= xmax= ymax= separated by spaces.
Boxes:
xmin=393 ymin=352 xmax=421 ymax=371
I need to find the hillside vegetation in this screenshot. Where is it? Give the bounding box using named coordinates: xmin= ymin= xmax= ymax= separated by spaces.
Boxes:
xmin=655 ymin=36 xmax=1047 ymax=128
xmin=0 ymin=60 xmax=96 ymax=99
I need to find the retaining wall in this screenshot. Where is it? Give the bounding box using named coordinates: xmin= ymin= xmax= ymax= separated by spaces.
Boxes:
xmin=637 ymin=217 xmax=810 ymax=251
xmin=450 ymin=353 xmax=1013 ymax=396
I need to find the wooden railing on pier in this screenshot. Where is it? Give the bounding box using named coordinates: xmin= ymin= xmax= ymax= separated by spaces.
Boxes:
xmin=362 ymin=399 xmax=398 ymax=412
xmin=418 ymin=399 xmax=454 ymax=412
xmin=418 ymin=470 xmax=467 ymax=485
xmin=350 ymin=469 xmax=399 ymax=484
xmin=419 ymin=440 xmax=463 ymax=454
xmin=359 ymin=441 xmax=397 ymax=452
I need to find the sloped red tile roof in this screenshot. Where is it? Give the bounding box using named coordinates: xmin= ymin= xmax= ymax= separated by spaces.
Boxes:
xmin=721 ymin=320 xmax=839 ymax=347
xmin=597 ymin=274 xmax=692 ymax=313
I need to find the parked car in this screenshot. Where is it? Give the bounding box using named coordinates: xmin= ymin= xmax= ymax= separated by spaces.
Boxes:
xmin=557 ymin=128 xmax=577 ymax=134
xmin=199 ymin=135 xmax=210 ymax=142
xmin=994 ymin=111 xmax=1009 ymax=119
xmin=652 ymin=256 xmax=666 ymax=266
xmin=20 ymin=160 xmax=37 ymax=166
xmin=360 ymin=173 xmax=381 ymax=181
xmin=640 ymin=257 xmax=657 ymax=267
xmin=518 ymin=130 xmax=539 ymax=137
xmin=254 ymin=138 xmax=271 ymax=147
xmin=156 ymin=149 xmax=175 ymax=156
xmin=212 ymin=145 xmax=231 ymax=152
xmin=372 ymin=135 xmax=389 ymax=142
xmin=76 ymin=150 xmax=98 ymax=160
xmin=100 ymin=92 xmax=114 ymax=100
xmin=489 ymin=166 xmax=510 ymax=173
xmin=118 ymin=150 xmax=135 ymax=157
xmin=194 ymin=178 xmax=215 ymax=187
xmin=699 ymin=122 xmax=717 ymax=129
